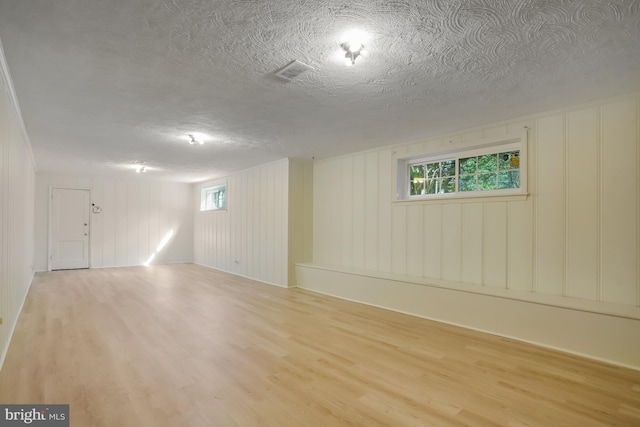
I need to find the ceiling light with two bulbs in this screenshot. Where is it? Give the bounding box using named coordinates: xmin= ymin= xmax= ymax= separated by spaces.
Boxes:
xmin=340 ymin=29 xmax=369 ymax=66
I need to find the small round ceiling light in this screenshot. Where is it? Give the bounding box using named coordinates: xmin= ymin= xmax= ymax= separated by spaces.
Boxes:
xmin=134 ymin=161 xmax=147 ymax=173
xmin=188 ymin=134 xmax=204 ymax=145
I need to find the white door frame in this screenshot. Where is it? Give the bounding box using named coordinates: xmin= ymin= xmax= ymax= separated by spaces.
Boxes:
xmin=48 ymin=186 xmax=91 ymax=271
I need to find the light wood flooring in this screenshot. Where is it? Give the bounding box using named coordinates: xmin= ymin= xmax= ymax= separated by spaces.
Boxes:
xmin=1 ymin=264 xmax=639 ymax=426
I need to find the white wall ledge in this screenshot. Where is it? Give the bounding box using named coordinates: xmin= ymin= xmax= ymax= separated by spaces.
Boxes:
xmin=295 ymin=263 xmax=640 ymax=369
xmin=296 ymin=263 xmax=640 ymax=321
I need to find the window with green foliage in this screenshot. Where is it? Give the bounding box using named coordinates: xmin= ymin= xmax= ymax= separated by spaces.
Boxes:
xmin=200 ymin=184 xmax=226 ymax=211
xmin=458 ymin=150 xmax=520 ymax=192
xmin=396 ymin=134 xmax=526 ymax=200
xmin=409 ymin=160 xmax=457 ymax=195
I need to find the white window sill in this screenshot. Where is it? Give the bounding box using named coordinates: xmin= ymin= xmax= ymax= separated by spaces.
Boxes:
xmin=393 ymin=193 xmax=529 ymax=205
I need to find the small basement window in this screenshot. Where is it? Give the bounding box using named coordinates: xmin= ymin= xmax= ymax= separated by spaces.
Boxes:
xmin=200 ymin=183 xmax=226 ymax=211
xmin=395 ymin=133 xmax=527 ymax=201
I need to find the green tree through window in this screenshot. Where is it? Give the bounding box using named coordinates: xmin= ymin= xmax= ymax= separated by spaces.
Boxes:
xmin=408 ymin=150 xmax=520 ymax=197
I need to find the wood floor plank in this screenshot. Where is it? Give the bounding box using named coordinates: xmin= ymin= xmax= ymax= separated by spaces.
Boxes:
xmin=0 ymin=264 xmax=639 ymax=426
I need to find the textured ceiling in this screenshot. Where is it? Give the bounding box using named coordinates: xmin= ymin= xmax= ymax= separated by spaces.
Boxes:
xmin=1 ymin=0 xmax=639 ymax=182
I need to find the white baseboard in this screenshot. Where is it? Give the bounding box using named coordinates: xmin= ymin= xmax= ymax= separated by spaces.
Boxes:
xmin=193 ymin=263 xmax=289 ymax=288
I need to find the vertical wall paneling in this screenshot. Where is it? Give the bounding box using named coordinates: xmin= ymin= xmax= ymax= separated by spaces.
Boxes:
xmin=263 ymin=167 xmax=273 ymax=281
xmin=341 ymin=157 xmax=353 ymax=268
xmin=441 ymin=204 xmax=462 ymax=282
xmin=406 ymin=205 xmax=424 ymax=277
xmin=241 ymin=172 xmax=249 ymax=276
xmin=258 ymin=168 xmax=268 ymax=282
xmin=303 ymin=160 xmax=314 ymax=263
xmin=391 ymin=205 xmax=407 ymax=275
xmin=283 ymin=163 xmax=292 ymax=282
xmin=254 ymin=169 xmax=261 ymax=275
xmin=164 ymin=182 xmax=172 ymax=263
xmin=423 ymin=205 xmax=442 ymax=279
xmin=138 ymin=182 xmax=150 ymax=265
xmin=272 ymin=167 xmax=280 ymax=282
xmin=228 ymin=176 xmax=236 ymax=272
xmin=1 ymin=75 xmax=7 ymax=340
xmin=260 ymin=167 xmax=269 ymax=280
xmin=230 ymin=175 xmax=237 ymax=272
xmin=312 ymin=162 xmax=325 ymax=265
xmin=279 ymin=164 xmax=288 ymax=282
xmin=243 ymin=171 xmax=252 ymax=276
xmin=278 ymin=165 xmax=286 ymax=282
xmin=601 ymin=100 xmax=637 ymax=305
xmin=241 ymin=173 xmax=248 ymax=274
xmin=304 ymin=159 xmax=314 ymax=262
xmin=102 ymin=179 xmax=116 ymax=267
xmin=483 ymin=202 xmax=508 ymax=288
xmin=324 ymin=160 xmax=343 ymax=267
xmin=115 ymin=180 xmax=128 ymax=267
xmin=535 ymin=114 xmax=565 ymax=295
xmin=0 ymin=70 xmax=7 ymax=367
xmin=364 ymin=152 xmax=379 ymax=271
xmin=194 ymin=159 xmax=293 ymax=287
xmin=272 ymin=168 xmax=279 ymax=282
xmin=288 ymin=159 xmax=312 ymax=285
xmin=461 ymin=203 xmax=483 ymax=285
xmin=0 ymin=45 xmax=36 ymax=370
xmin=566 ymin=107 xmax=599 ymax=300
xmin=377 ymin=150 xmax=392 ymax=273
xmin=91 ymin=179 xmax=104 ymax=267
xmin=234 ymin=174 xmax=242 ymax=274
xmin=352 ymin=155 xmax=366 ymax=269
xmin=126 ymin=180 xmax=139 ymax=266
xmin=32 ymin=169 xmax=48 ymax=268
xmin=223 ymin=179 xmax=231 ymax=271
xmin=508 ymin=200 xmax=533 ymax=291
xmin=318 ymin=161 xmax=332 ymax=266
xmin=147 ymin=182 xmax=159 ymax=267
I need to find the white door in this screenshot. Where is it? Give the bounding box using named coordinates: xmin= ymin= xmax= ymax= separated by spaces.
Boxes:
xmin=50 ymin=188 xmax=90 ymax=270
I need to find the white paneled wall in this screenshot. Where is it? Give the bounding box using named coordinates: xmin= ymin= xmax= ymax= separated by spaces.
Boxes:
xmin=194 ymin=159 xmax=289 ymax=286
xmin=303 ymin=93 xmax=640 ymax=367
xmin=33 ymin=174 xmax=193 ymax=271
xmin=310 ymin=93 xmax=640 ymax=310
xmin=0 ymin=47 xmax=36 ymax=368
xmin=194 ymin=158 xmax=312 ymax=287
xmin=288 ymin=158 xmax=313 ymax=285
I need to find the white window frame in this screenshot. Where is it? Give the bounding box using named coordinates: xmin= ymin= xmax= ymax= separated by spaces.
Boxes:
xmin=200 ymin=182 xmax=227 ymax=211
xmin=394 ymin=132 xmax=528 ymax=202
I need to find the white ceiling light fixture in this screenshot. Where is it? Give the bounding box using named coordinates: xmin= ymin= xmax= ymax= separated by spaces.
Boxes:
xmin=340 ymin=29 xmax=369 ymax=66
xmin=134 ymin=161 xmax=146 ymax=173
xmin=341 ymin=42 xmax=365 ymax=66
xmin=188 ymin=134 xmax=204 ymax=145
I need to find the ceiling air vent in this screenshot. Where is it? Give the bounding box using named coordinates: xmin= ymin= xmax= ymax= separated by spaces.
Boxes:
xmin=273 ymin=60 xmax=313 ymax=81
